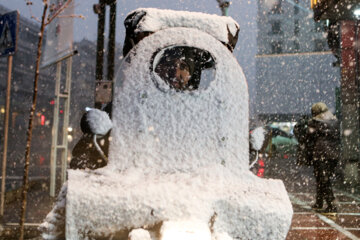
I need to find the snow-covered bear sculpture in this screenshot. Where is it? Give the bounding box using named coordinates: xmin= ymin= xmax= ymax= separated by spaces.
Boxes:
xmin=65 ymin=8 xmax=293 ymax=239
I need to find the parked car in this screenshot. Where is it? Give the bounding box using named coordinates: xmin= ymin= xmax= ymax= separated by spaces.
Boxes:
xmin=265 ymin=126 xmax=298 ymax=158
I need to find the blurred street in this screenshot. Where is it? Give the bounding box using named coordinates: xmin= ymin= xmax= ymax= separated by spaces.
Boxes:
xmin=266 ymin=156 xmax=360 ymax=240
xmin=0 ymin=178 xmax=54 ymax=239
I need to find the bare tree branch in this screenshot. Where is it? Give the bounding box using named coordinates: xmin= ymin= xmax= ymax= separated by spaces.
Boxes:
xmin=30 ymin=15 xmax=41 ymax=23
xmin=23 ymin=0 xmax=41 ymax=22
xmin=57 ymin=14 xmax=85 ymax=20
xmin=45 ymin=0 xmax=73 ymax=26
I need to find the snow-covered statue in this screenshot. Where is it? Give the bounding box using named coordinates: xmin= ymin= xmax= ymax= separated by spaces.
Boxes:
xmin=42 ymin=8 xmax=293 ymax=240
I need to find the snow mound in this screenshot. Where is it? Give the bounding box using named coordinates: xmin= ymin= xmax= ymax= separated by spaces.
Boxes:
xmin=39 ymin=183 xmax=67 ymax=240
xmin=67 ymin=167 xmax=292 ymax=239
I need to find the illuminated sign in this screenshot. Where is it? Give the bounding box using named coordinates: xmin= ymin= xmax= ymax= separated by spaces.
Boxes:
xmin=311 ymin=0 xmax=318 ymax=9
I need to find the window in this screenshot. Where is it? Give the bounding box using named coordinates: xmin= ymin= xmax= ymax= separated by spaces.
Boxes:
xmin=314 ymin=20 xmax=326 ymax=32
xmin=271 ymin=41 xmax=282 ymax=54
xmin=293 ymin=40 xmax=300 ymax=52
xmin=314 ymin=39 xmax=327 ymax=52
xmin=152 ymin=46 xmax=216 ymax=91
xmin=271 ymin=21 xmax=282 ymax=35
xmin=294 ymin=0 xmax=299 ymax=14
xmin=294 ymin=20 xmax=300 ymax=36
xmin=270 ymin=0 xmax=283 ymax=14
xmin=294 ymin=6 xmax=299 ymax=14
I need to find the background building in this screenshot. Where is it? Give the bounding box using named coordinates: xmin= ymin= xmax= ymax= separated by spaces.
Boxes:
xmin=0 ymin=5 xmax=123 ymax=193
xmin=256 ymin=0 xmax=340 ymax=122
xmin=0 ymin=5 xmax=55 ymax=188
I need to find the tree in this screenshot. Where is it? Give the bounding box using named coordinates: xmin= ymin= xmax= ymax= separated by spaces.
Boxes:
xmin=19 ymin=1 xmax=77 ymax=239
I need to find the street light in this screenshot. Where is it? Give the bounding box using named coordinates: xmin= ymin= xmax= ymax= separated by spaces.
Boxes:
xmin=354 ymin=8 xmax=360 ymax=19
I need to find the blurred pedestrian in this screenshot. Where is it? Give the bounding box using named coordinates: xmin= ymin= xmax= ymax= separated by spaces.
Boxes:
xmin=294 ymin=115 xmax=313 ymax=167
xmin=307 ymin=102 xmax=340 ymax=213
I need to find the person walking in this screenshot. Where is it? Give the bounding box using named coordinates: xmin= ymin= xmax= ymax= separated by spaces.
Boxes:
xmin=307 ymin=102 xmax=340 ymax=213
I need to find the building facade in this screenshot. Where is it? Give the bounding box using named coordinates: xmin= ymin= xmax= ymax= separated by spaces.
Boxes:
xmin=256 ymin=0 xmax=340 ymax=121
xmin=0 ymin=5 xmax=55 ymax=186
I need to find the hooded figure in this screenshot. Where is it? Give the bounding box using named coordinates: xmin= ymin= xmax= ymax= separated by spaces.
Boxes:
xmin=307 ymin=102 xmax=340 ymax=213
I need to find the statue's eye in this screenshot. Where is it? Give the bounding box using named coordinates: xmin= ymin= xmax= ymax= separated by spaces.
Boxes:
xmin=152 ymin=46 xmax=216 ymax=92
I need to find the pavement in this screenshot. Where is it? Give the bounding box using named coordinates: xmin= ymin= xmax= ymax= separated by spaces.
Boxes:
xmin=288 ymin=191 xmax=360 ymax=239
xmin=0 ymin=179 xmax=55 ymax=239
xmin=265 ymin=155 xmax=360 ymax=240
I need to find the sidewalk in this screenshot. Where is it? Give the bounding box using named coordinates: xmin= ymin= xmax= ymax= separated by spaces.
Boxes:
xmin=0 ymin=179 xmax=55 ymax=239
xmin=265 ymin=156 xmax=360 ymax=239
xmin=287 ymin=191 xmax=360 ymax=240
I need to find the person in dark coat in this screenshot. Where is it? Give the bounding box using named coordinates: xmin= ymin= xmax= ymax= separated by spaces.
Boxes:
xmin=294 ymin=115 xmax=313 ymax=167
xmin=307 ymin=102 xmax=340 ymax=213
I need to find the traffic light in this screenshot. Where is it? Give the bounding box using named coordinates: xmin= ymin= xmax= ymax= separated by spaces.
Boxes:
xmin=40 ymin=114 xmax=45 ymax=126
xmin=311 ymin=0 xmax=318 ymax=9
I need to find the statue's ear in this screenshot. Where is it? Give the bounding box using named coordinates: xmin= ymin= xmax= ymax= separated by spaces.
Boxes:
xmin=226 ymin=24 xmax=239 ymax=52
xmin=82 ymin=108 xmax=113 ymax=136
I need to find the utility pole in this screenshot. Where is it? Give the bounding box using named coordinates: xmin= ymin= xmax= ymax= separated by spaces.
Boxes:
xmin=93 ymin=0 xmax=117 ymax=110
xmin=0 ymin=10 xmax=19 ymax=216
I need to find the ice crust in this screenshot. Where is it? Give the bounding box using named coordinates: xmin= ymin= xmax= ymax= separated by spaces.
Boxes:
xmin=65 ymin=9 xmax=293 ymax=240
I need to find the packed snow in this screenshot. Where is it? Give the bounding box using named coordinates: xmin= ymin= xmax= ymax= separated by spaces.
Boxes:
xmin=250 ymin=126 xmax=266 ymax=151
xmin=127 ymin=8 xmax=239 ymax=46
xmin=39 ymin=183 xmax=67 ymax=240
xmin=128 ymin=228 xmax=152 ymax=240
xmin=54 ymin=8 xmax=293 ymax=240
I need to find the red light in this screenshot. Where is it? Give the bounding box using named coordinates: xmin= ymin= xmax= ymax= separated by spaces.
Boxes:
xmin=257 ymin=168 xmax=265 ymax=177
xmin=258 ymin=159 xmax=265 ymax=167
xmin=60 ymin=110 xmax=63 ymax=114
xmin=40 ymin=115 xmax=45 ymax=126
xmin=50 ymin=100 xmax=55 ymax=105
xmin=39 ymin=156 xmax=45 ymax=165
xmin=283 ymin=154 xmax=289 ymax=159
